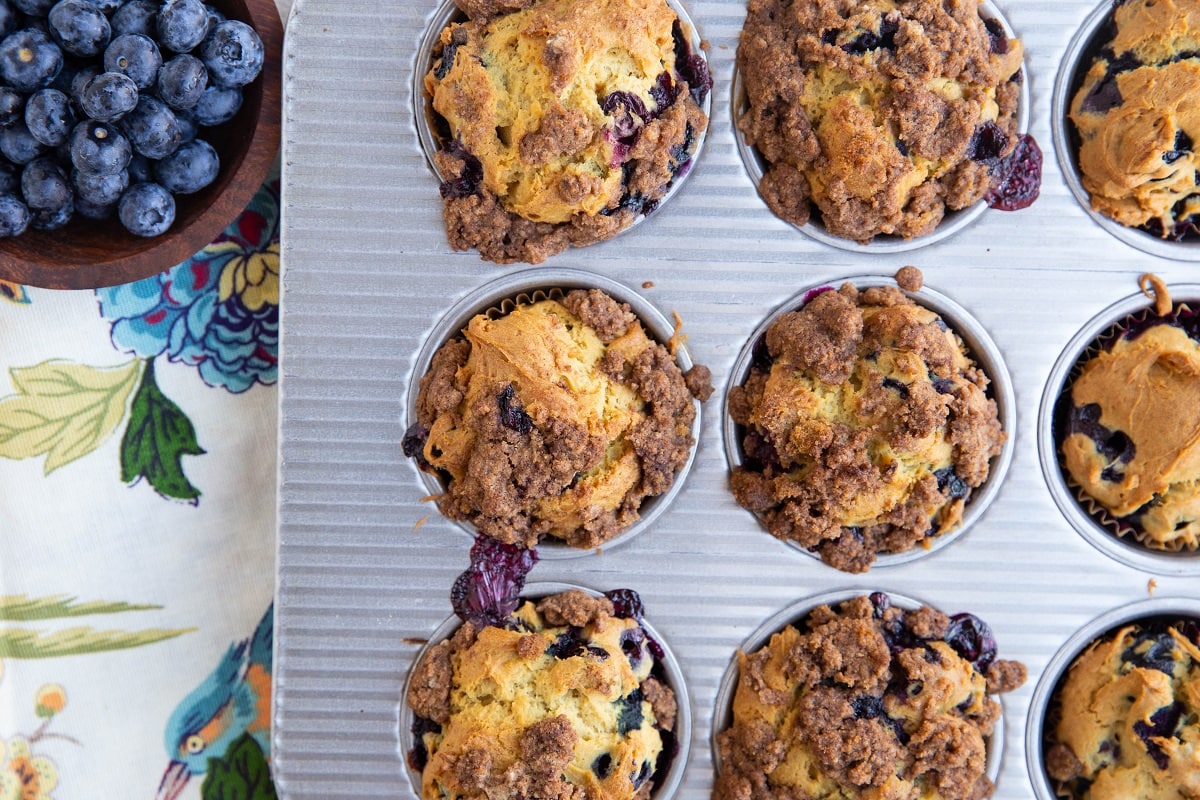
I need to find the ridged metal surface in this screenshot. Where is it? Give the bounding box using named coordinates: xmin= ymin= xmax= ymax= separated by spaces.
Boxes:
xmin=275 ymin=0 xmax=1200 ymax=797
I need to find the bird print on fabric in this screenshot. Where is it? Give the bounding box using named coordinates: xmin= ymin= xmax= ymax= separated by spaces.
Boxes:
xmin=156 ymin=604 xmax=275 ymax=800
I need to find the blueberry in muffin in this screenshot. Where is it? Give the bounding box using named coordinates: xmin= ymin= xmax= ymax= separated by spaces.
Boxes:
xmin=424 ymin=0 xmax=711 ymax=264
xmin=407 ymin=584 xmax=679 ymax=800
xmin=735 ymin=0 xmax=1039 ymax=243
xmin=1057 ymin=275 xmax=1200 ymax=551
xmin=1069 ymin=0 xmax=1200 ymax=240
xmin=1043 ymin=618 xmax=1200 ymax=799
xmin=713 ymin=592 xmax=1026 ymax=800
xmin=728 ymin=268 xmax=1004 ymax=573
xmin=405 ymin=287 xmax=712 ymax=550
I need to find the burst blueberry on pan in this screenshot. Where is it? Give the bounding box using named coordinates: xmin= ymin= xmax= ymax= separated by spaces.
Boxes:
xmin=423 ymin=0 xmax=711 ymax=264
xmin=1069 ymin=0 xmax=1200 ymax=240
xmin=1043 ymin=618 xmax=1200 ymax=799
xmin=728 ymin=268 xmax=1004 ymax=573
xmin=406 ymin=560 xmax=678 ymax=800
xmin=713 ymin=593 xmax=1026 ymax=800
xmin=1057 ymin=275 xmax=1200 ymax=552
xmin=736 ymin=0 xmax=1040 ymax=243
xmin=404 ymin=287 xmax=712 ymax=550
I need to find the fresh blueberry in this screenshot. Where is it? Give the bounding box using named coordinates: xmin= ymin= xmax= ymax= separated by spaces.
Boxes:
xmin=109 ymin=0 xmax=156 ymax=37
xmin=29 ymin=200 xmax=70 ymax=228
xmin=190 ymin=82 xmax=238 ymax=125
xmin=71 ymin=162 xmax=125 ymax=203
xmin=0 ymin=28 xmax=63 ymax=91
xmin=156 ymin=0 xmax=206 ymax=53
xmin=152 ymin=136 xmax=214 ymax=193
xmin=88 ymin=0 xmax=123 ymax=13
xmin=68 ymin=117 xmax=128 ymax=172
xmin=0 ymin=85 xmax=23 ymax=126
xmin=24 ymin=86 xmax=72 ymax=145
xmin=200 ymin=19 xmax=262 ymax=88
xmin=71 ymin=192 xmax=111 ymax=218
xmin=120 ymin=93 xmax=178 ymax=157
xmin=0 ymin=117 xmax=45 ymax=162
xmin=20 ymin=154 xmax=71 ymax=218
xmin=156 ymin=52 xmax=204 ymax=109
xmin=0 ymin=157 xmax=16 ymax=192
xmin=0 ymin=191 xmax=28 ymax=235
xmin=11 ymin=0 xmax=56 ymax=14
xmin=102 ymin=31 xmax=158 ymax=89
xmin=67 ymin=60 xmax=99 ymax=103
xmin=117 ymin=179 xmax=171 ymax=235
xmin=47 ymin=0 xmax=110 ymax=57
xmin=0 ymin=1 xmax=16 ymax=39
xmin=124 ymin=147 xmax=148 ymax=179
xmin=79 ymin=69 xmax=136 ymax=121
xmin=202 ymin=4 xmax=224 ymax=35
xmin=173 ymin=105 xmax=195 ymax=140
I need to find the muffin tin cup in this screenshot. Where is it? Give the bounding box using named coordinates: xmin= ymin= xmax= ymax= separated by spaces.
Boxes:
xmin=1052 ymin=0 xmax=1200 ymax=261
xmin=729 ymin=0 xmax=1031 ymax=253
xmin=711 ymin=588 xmax=1007 ymax=788
xmin=412 ymin=0 xmax=712 ymax=242
xmin=406 ymin=267 xmax=704 ymax=559
xmin=1025 ymin=595 xmax=1200 ymax=800
xmin=399 ymin=581 xmax=693 ymax=800
xmin=1037 ymin=283 xmax=1200 ymax=576
xmin=722 ymin=273 xmax=1016 ymax=569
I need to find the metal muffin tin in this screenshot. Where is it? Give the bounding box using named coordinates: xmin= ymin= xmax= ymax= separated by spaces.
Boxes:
xmin=399 ymin=581 xmax=694 ymax=800
xmin=722 ymin=273 xmax=1016 ymax=569
xmin=276 ymin=0 xmax=1200 ymax=797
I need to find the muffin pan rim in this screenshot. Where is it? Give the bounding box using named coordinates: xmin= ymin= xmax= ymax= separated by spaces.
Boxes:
xmin=1036 ymin=281 xmax=1200 ymax=576
xmin=721 ymin=271 xmax=1018 ymax=571
xmin=398 ymin=580 xmax=695 ymax=800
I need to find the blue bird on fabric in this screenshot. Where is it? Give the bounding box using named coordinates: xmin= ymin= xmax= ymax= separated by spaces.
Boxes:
xmin=155 ymin=603 xmax=274 ymax=800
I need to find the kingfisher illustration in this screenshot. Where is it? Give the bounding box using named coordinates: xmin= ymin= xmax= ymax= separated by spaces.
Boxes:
xmin=155 ymin=603 xmax=275 ymax=800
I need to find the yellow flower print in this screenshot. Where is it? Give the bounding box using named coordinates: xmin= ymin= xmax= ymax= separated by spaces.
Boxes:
xmin=0 ymin=736 xmax=58 ymax=800
xmin=33 ymin=685 xmax=66 ymax=719
xmin=215 ymin=240 xmax=280 ymax=312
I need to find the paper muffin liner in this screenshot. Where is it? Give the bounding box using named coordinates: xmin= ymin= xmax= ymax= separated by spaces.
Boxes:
xmin=412 ymin=0 xmax=712 ymax=248
xmin=722 ymin=272 xmax=1015 ymax=570
xmin=711 ymin=588 xmax=1008 ymax=792
xmin=400 ymin=581 xmax=692 ymax=800
xmin=1025 ymin=596 xmax=1200 ymax=800
xmin=1038 ymin=281 xmax=1200 ymax=575
xmin=1051 ymin=0 xmax=1200 ymax=262
xmin=730 ymin=0 xmax=1031 ymax=253
xmin=405 ymin=267 xmax=705 ymax=560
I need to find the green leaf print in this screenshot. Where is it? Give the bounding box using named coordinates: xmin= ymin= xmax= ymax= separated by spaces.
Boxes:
xmin=202 ymin=733 xmax=277 ymax=800
xmin=0 ymin=595 xmax=160 ymax=622
xmin=121 ymin=358 xmax=205 ymax=503
xmin=0 ymin=359 xmax=141 ymax=473
xmin=0 ymin=624 xmax=194 ymax=658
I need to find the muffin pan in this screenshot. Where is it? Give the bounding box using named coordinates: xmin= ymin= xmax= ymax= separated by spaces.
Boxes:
xmin=276 ymin=0 xmax=1200 ymax=798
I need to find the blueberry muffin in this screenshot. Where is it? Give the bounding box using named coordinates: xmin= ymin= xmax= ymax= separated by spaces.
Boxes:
xmin=736 ymin=0 xmax=1038 ymax=243
xmin=1069 ymin=0 xmax=1200 ymax=239
xmin=407 ymin=589 xmax=678 ymax=800
xmin=1043 ymin=619 xmax=1200 ymax=799
xmin=713 ymin=593 xmax=1026 ymax=800
xmin=404 ymin=288 xmax=712 ymax=550
xmin=425 ymin=0 xmax=711 ymax=264
xmin=728 ymin=268 xmax=1004 ymax=573
xmin=1059 ymin=276 xmax=1200 ymax=551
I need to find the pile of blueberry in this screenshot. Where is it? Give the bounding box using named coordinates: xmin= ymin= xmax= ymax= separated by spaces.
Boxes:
xmin=0 ymin=0 xmax=264 ymax=239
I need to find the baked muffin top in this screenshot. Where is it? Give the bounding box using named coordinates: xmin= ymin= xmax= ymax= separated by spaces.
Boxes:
xmin=728 ymin=269 xmax=1004 ymax=572
xmin=736 ymin=0 xmax=1029 ymax=243
xmin=1044 ymin=620 xmax=1200 ymax=800
xmin=1060 ymin=277 xmax=1200 ymax=551
xmin=1069 ymin=0 xmax=1200 ymax=238
xmin=425 ymin=0 xmax=710 ymax=263
xmin=407 ymin=589 xmax=678 ymax=800
xmin=713 ymin=593 xmax=1026 ymax=800
xmin=405 ymin=288 xmax=711 ymax=549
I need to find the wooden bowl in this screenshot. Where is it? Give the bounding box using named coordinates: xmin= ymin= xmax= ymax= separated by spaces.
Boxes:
xmin=0 ymin=0 xmax=283 ymax=290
